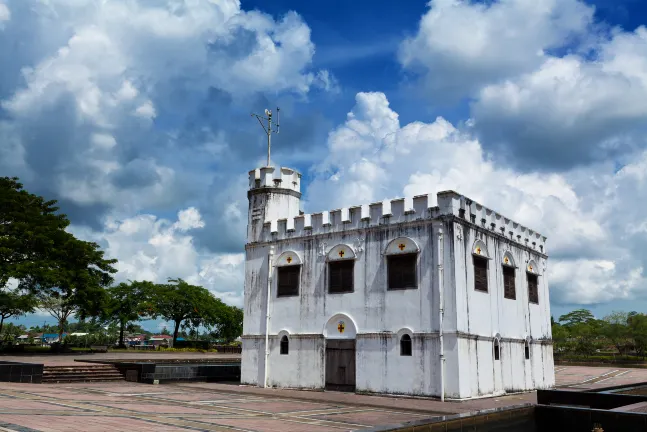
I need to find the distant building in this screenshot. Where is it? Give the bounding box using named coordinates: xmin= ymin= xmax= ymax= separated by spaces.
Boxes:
xmin=148 ymin=335 xmax=173 ymax=347
xmin=241 ymin=166 xmax=555 ymax=399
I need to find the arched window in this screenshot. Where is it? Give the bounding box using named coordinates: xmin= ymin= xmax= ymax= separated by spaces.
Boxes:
xmin=327 ymin=244 xmax=356 ymax=294
xmin=385 ymin=237 xmax=420 ymax=290
xmin=280 ymin=335 xmax=289 ymax=355
xmin=472 ymin=240 xmax=489 ymax=292
xmin=527 ymin=260 xmax=539 ymax=304
xmin=400 ymin=334 xmax=412 ymax=356
xmin=494 ymin=339 xmax=500 ymax=361
xmin=502 ymin=252 xmax=516 ymax=300
xmin=275 ymin=252 xmax=302 ymax=297
xmin=525 ymin=341 xmax=530 ymax=360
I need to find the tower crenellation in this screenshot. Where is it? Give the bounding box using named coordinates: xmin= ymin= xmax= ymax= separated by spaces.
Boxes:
xmin=247 ymin=166 xmax=302 ymax=243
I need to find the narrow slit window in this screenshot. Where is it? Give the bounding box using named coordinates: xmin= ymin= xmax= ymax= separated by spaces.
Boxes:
xmin=388 ymin=254 xmax=417 ymax=290
xmin=527 ymin=273 xmax=539 ymax=304
xmin=474 ymin=256 xmax=488 ymax=292
xmin=494 ymin=340 xmax=500 ymax=361
xmin=400 ymin=334 xmax=412 ymax=356
xmin=503 ymin=265 xmax=516 ymax=300
xmin=329 ymin=260 xmax=354 ymax=294
xmin=525 ymin=342 xmax=530 ymax=360
xmin=280 ymin=335 xmax=289 ymax=355
xmin=277 ymin=266 xmax=300 ymax=297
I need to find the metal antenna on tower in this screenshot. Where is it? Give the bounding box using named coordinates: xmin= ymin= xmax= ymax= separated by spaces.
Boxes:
xmin=251 ymin=107 xmax=280 ymax=167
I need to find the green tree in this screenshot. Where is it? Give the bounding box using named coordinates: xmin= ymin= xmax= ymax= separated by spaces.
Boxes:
xmin=0 ymin=290 xmax=36 ymax=334
xmin=106 ymin=281 xmax=153 ymax=348
xmin=559 ymin=309 xmax=596 ymax=327
xmin=1 ymin=177 xmax=117 ymax=315
xmin=551 ymin=320 xmax=569 ymax=355
xmin=210 ymin=305 xmax=243 ymax=343
xmin=0 ymin=323 xmax=25 ymax=343
xmin=557 ymin=309 xmax=601 ymax=357
xmin=38 ymin=293 xmax=78 ymax=343
xmin=628 ymin=313 xmax=647 ymax=358
xmin=0 ymin=177 xmax=69 ymax=288
xmin=601 ymin=311 xmax=631 ymax=355
xmin=147 ymin=278 xmax=227 ymax=344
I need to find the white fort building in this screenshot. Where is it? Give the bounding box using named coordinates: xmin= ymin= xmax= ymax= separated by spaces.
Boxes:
xmin=241 ymin=165 xmax=555 ymax=400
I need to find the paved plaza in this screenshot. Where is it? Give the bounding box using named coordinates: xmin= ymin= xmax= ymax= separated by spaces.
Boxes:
xmin=0 ymin=364 xmax=646 ymax=431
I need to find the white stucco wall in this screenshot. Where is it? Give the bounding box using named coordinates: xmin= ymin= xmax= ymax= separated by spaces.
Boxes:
xmin=242 ymin=167 xmax=554 ymax=398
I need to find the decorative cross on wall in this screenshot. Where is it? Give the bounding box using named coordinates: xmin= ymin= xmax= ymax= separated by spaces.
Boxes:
xmin=338 ymin=250 xmax=345 ymax=258
xmin=476 ymin=247 xmax=482 ymax=254
xmin=337 ymin=322 xmax=345 ymax=333
xmin=504 ymin=256 xmax=509 ymax=264
xmin=398 ymin=243 xmax=406 ymax=251
xmin=286 ymin=256 xmax=292 ymax=264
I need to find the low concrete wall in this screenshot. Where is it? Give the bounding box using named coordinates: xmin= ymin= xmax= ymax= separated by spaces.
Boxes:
xmin=107 ymin=361 xmax=241 ymax=384
xmin=0 ymin=361 xmax=43 ymax=383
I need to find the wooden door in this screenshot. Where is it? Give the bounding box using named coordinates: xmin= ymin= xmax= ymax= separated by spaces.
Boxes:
xmin=325 ymin=339 xmax=356 ymax=392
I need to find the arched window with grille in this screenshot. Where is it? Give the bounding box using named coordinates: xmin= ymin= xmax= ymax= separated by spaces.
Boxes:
xmin=275 ymin=252 xmax=302 ymax=297
xmin=327 ymin=244 xmax=356 ymax=294
xmin=280 ymin=335 xmax=289 ymax=355
xmin=385 ymin=237 xmax=420 ymax=290
xmin=494 ymin=338 xmax=500 ymax=361
xmin=400 ymin=334 xmax=412 ymax=356
xmin=527 ymin=260 xmax=539 ymax=304
xmin=472 ymin=240 xmax=489 ymax=292
xmin=502 ymin=252 xmax=516 ymax=300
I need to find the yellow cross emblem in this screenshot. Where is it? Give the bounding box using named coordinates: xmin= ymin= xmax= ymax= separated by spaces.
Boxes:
xmin=286 ymin=256 xmax=292 ymax=264
xmin=398 ymin=243 xmax=406 ymax=251
xmin=476 ymin=247 xmax=481 ymax=254
xmin=337 ymin=322 xmax=345 ymax=333
xmin=504 ymin=256 xmax=509 ymax=264
xmin=338 ymin=250 xmax=345 ymax=258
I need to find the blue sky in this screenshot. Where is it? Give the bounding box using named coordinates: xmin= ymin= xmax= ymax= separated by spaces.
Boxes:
xmin=3 ymin=0 xmax=647 ymax=331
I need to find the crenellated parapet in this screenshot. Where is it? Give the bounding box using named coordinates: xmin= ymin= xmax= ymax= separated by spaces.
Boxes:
xmin=255 ymin=189 xmax=547 ymax=254
xmin=437 ymin=191 xmax=547 ymax=254
xmin=248 ymin=166 xmax=301 ymax=196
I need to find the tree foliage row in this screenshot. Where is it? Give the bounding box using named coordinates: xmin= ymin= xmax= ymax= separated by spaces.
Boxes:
xmin=553 ymin=309 xmax=647 ymax=358
xmin=0 ymin=176 xmax=243 ymax=346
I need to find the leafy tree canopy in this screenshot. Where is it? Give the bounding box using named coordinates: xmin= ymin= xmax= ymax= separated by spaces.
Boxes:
xmin=147 ymin=278 xmax=228 ymax=343
xmin=106 ymin=280 xmax=155 ymax=347
xmin=558 ymin=309 xmax=596 ymax=327
xmin=0 ymin=290 xmax=37 ymax=334
xmin=1 ymin=177 xmax=117 ymax=315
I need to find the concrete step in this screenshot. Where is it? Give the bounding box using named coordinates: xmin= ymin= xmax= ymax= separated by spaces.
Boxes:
xmin=43 ymin=372 xmax=123 ymax=378
xmin=42 ymin=364 xmax=124 ymax=384
xmin=42 ymin=377 xmax=124 ymax=383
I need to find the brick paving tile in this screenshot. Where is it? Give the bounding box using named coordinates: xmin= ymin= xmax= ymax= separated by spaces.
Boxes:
xmin=93 ymin=402 xmax=218 ymax=414
xmin=0 ymin=415 xmax=189 ymax=432
xmin=216 ymin=400 xmax=338 ymax=414
xmin=311 ymin=410 xmax=432 ymax=427
xmin=175 ymin=382 xmax=535 ymax=414
xmin=194 ymin=417 xmax=361 ymax=431
xmin=149 ymin=392 xmax=247 ymax=402
xmin=1 ymin=365 xmax=647 ymax=432
xmin=0 ymin=400 xmax=83 ymax=411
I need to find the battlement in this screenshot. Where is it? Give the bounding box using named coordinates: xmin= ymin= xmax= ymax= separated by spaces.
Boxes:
xmin=248 ymin=166 xmax=301 ymax=194
xmin=254 ymin=190 xmax=547 ymax=254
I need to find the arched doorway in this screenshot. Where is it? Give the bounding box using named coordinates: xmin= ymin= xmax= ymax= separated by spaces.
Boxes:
xmin=324 ymin=314 xmax=357 ymax=392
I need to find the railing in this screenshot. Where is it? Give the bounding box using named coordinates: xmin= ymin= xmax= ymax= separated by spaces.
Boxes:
xmin=212 ymin=345 xmax=242 ymax=354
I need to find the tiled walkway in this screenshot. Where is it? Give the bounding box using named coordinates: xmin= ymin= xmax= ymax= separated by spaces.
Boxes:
xmin=0 ymin=365 xmax=645 ymax=431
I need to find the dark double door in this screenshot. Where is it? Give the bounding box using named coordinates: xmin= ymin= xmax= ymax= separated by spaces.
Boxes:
xmin=325 ymin=339 xmax=356 ymax=392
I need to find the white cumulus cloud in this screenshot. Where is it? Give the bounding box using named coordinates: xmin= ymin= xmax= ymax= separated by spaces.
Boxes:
xmin=306 ymin=92 xmax=647 ymax=305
